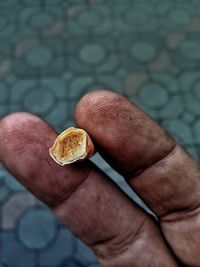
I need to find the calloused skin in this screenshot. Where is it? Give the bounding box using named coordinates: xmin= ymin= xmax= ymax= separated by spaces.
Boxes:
xmin=0 ymin=90 xmax=200 ymax=267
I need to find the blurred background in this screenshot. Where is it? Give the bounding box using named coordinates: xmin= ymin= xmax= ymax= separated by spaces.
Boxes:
xmin=0 ymin=0 xmax=200 ymax=266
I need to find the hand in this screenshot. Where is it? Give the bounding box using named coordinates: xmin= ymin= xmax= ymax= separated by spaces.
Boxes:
xmin=0 ymin=90 xmax=199 ymax=267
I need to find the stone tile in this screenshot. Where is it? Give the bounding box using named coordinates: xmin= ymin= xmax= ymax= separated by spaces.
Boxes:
xmin=22 ymin=0 xmax=41 ymax=6
xmin=118 ymin=3 xmax=158 ymax=34
xmin=14 ymin=40 xmax=65 ymax=77
xmin=132 ymin=96 xmax=158 ymax=119
xmin=18 ymin=208 xmax=57 ymax=249
xmin=43 ymin=21 xmax=65 ymax=38
xmin=62 ymin=258 xmax=85 ymax=267
xmin=181 ymin=112 xmax=194 ymax=124
xmin=11 ymin=80 xmax=59 ymax=116
xmin=0 ymin=105 xmax=10 ymax=119
xmin=0 ymin=11 xmax=17 ymax=42
xmin=24 ymin=88 xmax=55 ymax=115
xmin=159 ymin=95 xmax=184 ymax=119
xmin=66 ymin=5 xmax=87 ymax=23
xmin=44 ymin=0 xmax=63 ymax=6
xmin=138 ymin=82 xmax=169 ymax=109
xmin=2 ymin=192 xmax=37 ymax=230
xmin=19 ymin=7 xmax=62 ymax=35
xmin=131 ymin=41 xmax=157 ymax=63
xmin=80 ymin=44 xmax=106 ymax=65
xmin=187 ymin=146 xmax=199 ymax=161
xmin=179 ymin=71 xmax=200 ymax=92
xmin=69 ymin=76 xmax=94 ymax=99
xmin=0 ymin=185 xmax=10 ymax=203
xmin=183 ymin=94 xmax=200 ymax=116
xmin=41 ymin=78 xmax=68 ymax=99
xmin=78 ymin=9 xmax=102 ymax=28
xmin=97 ymin=75 xmax=123 ymax=94
xmin=162 ymin=119 xmax=193 ymax=146
xmin=2 ymin=231 xmax=36 ymax=267
xmin=0 ymin=0 xmax=19 ymax=8
xmin=192 ymin=80 xmax=200 ymax=100
xmin=45 ymin=101 xmax=68 ymax=126
xmin=5 ymin=74 xmax=17 ymax=85
xmin=181 ymin=39 xmax=200 ymax=60
xmin=0 ymin=59 xmax=13 ymax=79
xmin=186 ymin=18 xmax=200 ymax=32
xmin=66 ymin=0 xmax=85 ymax=4
xmin=67 ymin=5 xmax=112 ymax=36
xmin=15 ymin=38 xmax=39 ymax=58
xmin=148 ymin=52 xmax=171 ymax=72
xmin=118 ymin=36 xmax=161 ymax=71
xmin=76 ymin=239 xmax=96 ymax=263
xmin=168 ymin=8 xmax=191 ymax=26
xmin=193 ymin=119 xmax=200 ymax=144
xmin=66 ymin=36 xmax=118 ymax=74
xmin=124 ymin=72 xmax=148 ymax=97
xmin=0 ymin=40 xmax=13 ymax=60
xmin=39 ymin=227 xmax=74 ymax=266
xmin=0 ymin=82 xmax=10 ymax=103
xmin=167 ymin=32 xmax=186 ymax=50
xmin=152 ymin=73 xmax=179 ymax=93
xmin=155 ymin=2 xmax=171 ymax=15
xmin=4 ymin=169 xmax=25 ymax=193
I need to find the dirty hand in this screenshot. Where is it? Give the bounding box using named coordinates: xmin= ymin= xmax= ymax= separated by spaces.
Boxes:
xmin=0 ymin=90 xmax=199 ymax=267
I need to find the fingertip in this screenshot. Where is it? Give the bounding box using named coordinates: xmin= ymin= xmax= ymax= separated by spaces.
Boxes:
xmin=75 ymin=89 xmax=125 ymax=127
xmin=0 ymin=112 xmax=43 ymax=131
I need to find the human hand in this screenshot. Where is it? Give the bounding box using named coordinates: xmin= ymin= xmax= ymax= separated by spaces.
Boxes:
xmin=0 ymin=90 xmax=199 ymax=267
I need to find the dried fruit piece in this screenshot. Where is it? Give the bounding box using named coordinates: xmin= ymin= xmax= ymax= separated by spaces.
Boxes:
xmin=49 ymin=127 xmax=95 ymax=165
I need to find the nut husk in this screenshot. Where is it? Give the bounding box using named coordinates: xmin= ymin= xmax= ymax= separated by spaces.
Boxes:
xmin=49 ymin=127 xmax=95 ymax=166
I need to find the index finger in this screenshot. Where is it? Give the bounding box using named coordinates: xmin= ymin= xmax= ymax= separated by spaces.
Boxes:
xmin=76 ymin=90 xmax=200 ymax=266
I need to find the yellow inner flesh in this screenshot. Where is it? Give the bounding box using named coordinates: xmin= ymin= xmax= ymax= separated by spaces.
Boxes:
xmin=53 ymin=130 xmax=86 ymax=162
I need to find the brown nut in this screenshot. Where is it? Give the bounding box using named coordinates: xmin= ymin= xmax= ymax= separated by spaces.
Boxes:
xmin=49 ymin=127 xmax=95 ymax=166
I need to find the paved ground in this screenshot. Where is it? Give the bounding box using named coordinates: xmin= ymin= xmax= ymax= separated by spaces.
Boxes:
xmin=1 ymin=0 xmax=200 ymax=266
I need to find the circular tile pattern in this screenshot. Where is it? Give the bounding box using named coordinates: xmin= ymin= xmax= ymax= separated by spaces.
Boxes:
xmin=4 ymin=171 xmax=25 ymax=191
xmin=78 ymin=11 xmax=101 ymax=27
xmin=169 ymin=9 xmax=190 ymax=25
xmin=62 ymin=258 xmax=83 ymax=267
xmin=193 ymin=81 xmax=200 ymax=100
xmin=39 ymin=228 xmax=73 ymax=266
xmin=0 ymin=0 xmax=18 ymax=7
xmin=139 ymin=83 xmax=168 ymax=108
xmin=24 ymin=88 xmax=54 ymax=114
xmin=184 ymin=94 xmax=200 ymax=115
xmin=30 ymin=13 xmax=54 ymax=30
xmin=131 ymin=42 xmax=156 ymax=62
xmin=0 ymin=18 xmax=7 ymax=31
xmin=42 ymin=0 xmax=63 ymax=4
xmin=194 ymin=120 xmax=200 ymax=143
xmin=0 ymin=82 xmax=8 ymax=102
xmin=125 ymin=9 xmax=147 ymax=25
xmin=26 ymin=45 xmax=54 ymax=68
xmin=18 ymin=209 xmax=57 ymax=249
xmin=181 ymin=40 xmax=200 ymax=60
xmin=79 ymin=44 xmax=106 ymax=65
xmin=163 ymin=120 xmax=192 ymax=145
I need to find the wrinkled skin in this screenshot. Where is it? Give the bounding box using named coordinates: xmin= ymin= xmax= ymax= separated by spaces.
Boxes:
xmin=0 ymin=90 xmax=200 ymax=267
